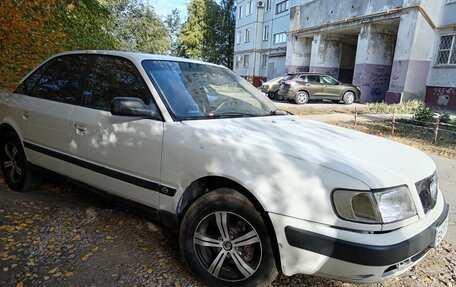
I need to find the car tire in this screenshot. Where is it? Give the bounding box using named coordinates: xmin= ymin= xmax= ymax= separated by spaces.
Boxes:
xmin=331 ymin=100 xmax=340 ymax=104
xmin=267 ymin=92 xmax=275 ymax=100
xmin=343 ymin=91 xmax=355 ymax=105
xmin=295 ymin=91 xmax=309 ymax=105
xmin=0 ymin=131 xmax=42 ymax=192
xmin=275 ymin=92 xmax=284 ymax=101
xmin=180 ymin=188 xmax=277 ymax=287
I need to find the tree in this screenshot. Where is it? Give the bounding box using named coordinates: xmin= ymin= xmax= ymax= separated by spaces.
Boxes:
xmin=104 ymin=0 xmax=169 ymax=54
xmin=215 ymin=0 xmax=235 ymax=69
xmin=178 ymin=0 xmax=235 ymax=68
xmin=0 ymin=0 xmax=64 ymax=89
xmin=0 ymin=0 xmax=117 ymax=90
xmin=164 ymin=9 xmax=182 ymax=56
xmin=178 ymin=0 xmax=209 ymax=59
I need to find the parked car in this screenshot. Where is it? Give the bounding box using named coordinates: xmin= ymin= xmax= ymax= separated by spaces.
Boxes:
xmin=0 ymin=51 xmax=448 ymax=287
xmin=278 ymin=72 xmax=361 ymax=104
xmin=261 ymin=74 xmax=294 ymax=100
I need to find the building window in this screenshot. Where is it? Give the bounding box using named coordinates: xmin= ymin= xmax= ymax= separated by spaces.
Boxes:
xmin=235 ymin=55 xmax=242 ymax=69
xmin=245 ymin=28 xmax=251 ymax=42
xmin=247 ymin=1 xmax=253 ymax=15
xmin=261 ymin=54 xmax=268 ymax=68
xmin=276 ymin=0 xmax=289 ymax=14
xmin=236 ymin=31 xmax=241 ymax=44
xmin=263 ymin=25 xmax=269 ymax=41
xmin=238 ymin=5 xmax=243 ymax=19
xmin=436 ymin=34 xmax=456 ymax=65
xmin=446 ymin=0 xmax=456 ymax=4
xmin=266 ymin=0 xmax=271 ymax=11
xmin=273 ymin=32 xmax=287 ymax=44
xmin=243 ymin=54 xmax=250 ymax=68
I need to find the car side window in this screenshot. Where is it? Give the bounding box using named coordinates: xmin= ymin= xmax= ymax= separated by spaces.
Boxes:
xmin=31 ymin=56 xmax=89 ymax=104
xmin=82 ymin=56 xmax=149 ymax=111
xmin=322 ymin=76 xmax=338 ymax=85
xmin=307 ymin=75 xmax=320 ymax=83
xmin=15 ymin=62 xmax=52 ymax=96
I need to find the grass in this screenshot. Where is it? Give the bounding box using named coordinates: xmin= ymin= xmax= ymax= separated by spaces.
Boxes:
xmin=362 ymin=100 xmax=423 ymax=114
xmin=331 ymin=120 xmax=456 ymax=159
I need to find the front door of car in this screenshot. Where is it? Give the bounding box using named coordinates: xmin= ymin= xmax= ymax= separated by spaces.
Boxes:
xmin=68 ymin=55 xmax=163 ymax=208
xmin=321 ymin=75 xmax=341 ymax=99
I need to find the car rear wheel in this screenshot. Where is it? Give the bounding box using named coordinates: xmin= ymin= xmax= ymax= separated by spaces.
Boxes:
xmin=180 ymin=188 xmax=277 ymax=287
xmin=267 ymin=92 xmax=275 ymax=100
xmin=0 ymin=132 xmax=41 ymax=192
xmin=295 ymin=91 xmax=309 ymax=105
xmin=343 ymin=91 xmax=355 ymax=105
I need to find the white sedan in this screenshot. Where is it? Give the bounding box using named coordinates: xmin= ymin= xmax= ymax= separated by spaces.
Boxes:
xmin=0 ymin=51 xmax=448 ymax=286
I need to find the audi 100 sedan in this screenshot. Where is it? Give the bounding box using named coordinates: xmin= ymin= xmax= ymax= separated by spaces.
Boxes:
xmin=0 ymin=51 xmax=448 ymax=286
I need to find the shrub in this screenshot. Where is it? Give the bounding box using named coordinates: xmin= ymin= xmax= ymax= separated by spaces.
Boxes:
xmin=413 ymin=104 xmax=435 ymax=124
xmin=364 ymin=100 xmax=422 ymax=114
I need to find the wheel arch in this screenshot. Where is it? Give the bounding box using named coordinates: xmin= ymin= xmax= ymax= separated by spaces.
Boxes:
xmin=176 ymin=175 xmax=283 ymax=272
xmin=0 ymin=122 xmax=22 ymax=142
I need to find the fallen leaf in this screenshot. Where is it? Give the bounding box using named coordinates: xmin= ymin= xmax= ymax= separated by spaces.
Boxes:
xmin=424 ymin=277 xmax=431 ymax=283
xmin=146 ymin=268 xmax=153 ymax=274
xmin=3 ymin=267 xmax=9 ymax=272
xmin=44 ymin=276 xmax=50 ymax=280
xmin=91 ymin=246 xmax=99 ymax=252
xmin=16 ymin=282 xmax=24 ymax=287
xmin=72 ymin=234 xmax=81 ymax=241
xmin=65 ymin=272 xmax=74 ymax=277
xmin=81 ymin=252 xmax=93 ymax=261
xmin=49 ymin=267 xmax=58 ymax=274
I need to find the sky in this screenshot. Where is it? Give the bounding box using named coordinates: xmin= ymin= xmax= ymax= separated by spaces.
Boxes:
xmin=149 ymin=0 xmax=188 ymax=18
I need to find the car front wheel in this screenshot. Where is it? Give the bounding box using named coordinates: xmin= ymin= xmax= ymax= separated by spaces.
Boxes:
xmin=0 ymin=131 xmax=41 ymax=192
xmin=180 ymin=188 xmax=277 ymax=287
xmin=343 ymin=91 xmax=355 ymax=105
xmin=295 ymin=91 xmax=309 ymax=105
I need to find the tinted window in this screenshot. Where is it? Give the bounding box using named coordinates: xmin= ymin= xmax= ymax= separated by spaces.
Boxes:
xmin=83 ymin=56 xmax=149 ymax=111
xmin=307 ymin=75 xmax=320 ymax=83
xmin=322 ymin=76 xmax=338 ymax=85
xmin=15 ymin=61 xmax=52 ymax=95
xmin=32 ymin=56 xmax=89 ymax=104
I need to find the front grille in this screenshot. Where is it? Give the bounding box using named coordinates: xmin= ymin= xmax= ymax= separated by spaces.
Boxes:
xmin=415 ymin=174 xmax=437 ymax=214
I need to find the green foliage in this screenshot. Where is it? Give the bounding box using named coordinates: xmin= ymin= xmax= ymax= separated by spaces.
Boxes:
xmin=103 ymin=0 xmax=169 ymax=54
xmin=363 ymin=100 xmax=423 ymax=114
xmin=164 ymin=9 xmax=182 ymax=56
xmin=439 ymin=113 xmax=451 ymax=124
xmin=414 ymin=104 xmax=436 ymax=124
xmin=178 ymin=0 xmax=235 ymax=68
xmin=56 ymin=0 xmax=117 ymax=50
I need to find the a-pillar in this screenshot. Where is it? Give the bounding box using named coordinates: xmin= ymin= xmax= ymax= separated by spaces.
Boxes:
xmin=285 ymin=36 xmax=311 ymax=73
xmin=309 ymin=34 xmax=342 ymax=79
xmin=385 ymin=9 xmax=436 ymax=103
xmin=353 ymin=24 xmax=396 ymax=103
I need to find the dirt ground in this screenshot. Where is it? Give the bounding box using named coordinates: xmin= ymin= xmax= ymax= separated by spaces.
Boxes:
xmin=1 ymin=174 xmax=455 ymax=287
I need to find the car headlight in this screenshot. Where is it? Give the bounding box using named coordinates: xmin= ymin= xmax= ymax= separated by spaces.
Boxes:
xmin=333 ymin=186 xmax=417 ymax=224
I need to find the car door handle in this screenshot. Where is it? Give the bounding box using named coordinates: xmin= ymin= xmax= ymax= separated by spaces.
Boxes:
xmin=74 ymin=123 xmax=88 ymax=135
xmin=22 ymin=111 xmax=30 ymax=120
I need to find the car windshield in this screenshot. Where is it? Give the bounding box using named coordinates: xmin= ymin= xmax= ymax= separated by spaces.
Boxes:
xmin=142 ymin=60 xmax=277 ymax=120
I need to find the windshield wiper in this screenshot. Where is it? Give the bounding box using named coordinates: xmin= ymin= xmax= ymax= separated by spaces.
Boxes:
xmin=209 ymin=112 xmax=259 ymax=118
xmin=264 ymin=109 xmax=291 ymax=116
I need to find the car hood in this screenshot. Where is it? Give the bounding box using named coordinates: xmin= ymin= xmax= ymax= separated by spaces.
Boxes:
xmin=182 ymin=115 xmax=435 ymax=189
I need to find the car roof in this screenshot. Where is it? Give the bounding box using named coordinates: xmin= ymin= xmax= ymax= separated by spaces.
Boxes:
xmin=53 ymin=50 xmax=221 ymax=67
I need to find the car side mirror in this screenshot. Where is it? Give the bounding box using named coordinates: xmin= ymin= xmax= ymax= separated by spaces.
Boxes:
xmin=110 ymin=97 xmax=160 ymax=120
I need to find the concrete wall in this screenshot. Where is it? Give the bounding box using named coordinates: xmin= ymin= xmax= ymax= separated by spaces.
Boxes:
xmin=425 ymin=0 xmax=456 ymax=110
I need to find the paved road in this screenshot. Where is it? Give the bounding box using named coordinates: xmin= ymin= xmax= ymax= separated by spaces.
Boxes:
xmin=429 ymin=154 xmax=456 ymax=245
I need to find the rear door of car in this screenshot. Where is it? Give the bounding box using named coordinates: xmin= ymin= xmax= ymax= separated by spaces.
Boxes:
xmin=15 ymin=55 xmax=89 ymax=172
xmin=305 ymin=75 xmax=323 ymax=98
xmin=67 ymin=55 xmax=164 ymax=208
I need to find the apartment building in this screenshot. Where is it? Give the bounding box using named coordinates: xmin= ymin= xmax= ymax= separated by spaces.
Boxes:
xmin=233 ymin=0 xmax=456 ymax=110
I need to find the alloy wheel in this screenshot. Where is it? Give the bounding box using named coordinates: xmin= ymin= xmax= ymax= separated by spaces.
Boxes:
xmin=193 ymin=211 xmax=262 ymax=282
xmin=2 ymin=142 xmax=23 ymax=184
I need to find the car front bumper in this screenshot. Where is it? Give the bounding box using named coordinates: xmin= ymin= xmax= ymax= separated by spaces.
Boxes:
xmin=269 ymin=198 xmax=449 ymax=283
